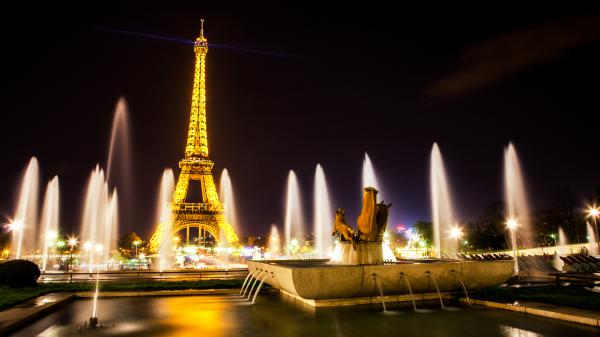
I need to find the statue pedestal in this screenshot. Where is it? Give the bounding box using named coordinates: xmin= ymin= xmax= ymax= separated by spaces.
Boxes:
xmin=336 ymin=241 xmax=383 ymax=265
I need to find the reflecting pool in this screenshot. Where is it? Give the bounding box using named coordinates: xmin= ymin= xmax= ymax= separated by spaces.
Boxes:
xmin=10 ymin=295 xmax=598 ymax=337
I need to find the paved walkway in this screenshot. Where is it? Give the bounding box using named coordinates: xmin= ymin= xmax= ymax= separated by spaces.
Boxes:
xmin=461 ymin=298 xmax=600 ymax=327
xmin=0 ymin=293 xmax=75 ymax=336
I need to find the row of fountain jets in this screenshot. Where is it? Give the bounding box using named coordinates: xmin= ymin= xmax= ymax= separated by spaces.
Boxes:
xmin=9 ymin=138 xmax=598 ymax=269
xmin=273 ymin=142 xmax=540 ymax=257
xmin=7 ymin=141 xmax=581 ymax=263
xmin=8 ymin=98 xmax=597 ymax=268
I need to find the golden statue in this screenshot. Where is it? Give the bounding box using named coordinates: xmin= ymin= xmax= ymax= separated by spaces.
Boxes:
xmin=357 ymin=187 xmax=379 ymax=240
xmin=333 ymin=208 xmax=355 ymax=241
xmin=332 ymin=187 xmax=391 ymax=244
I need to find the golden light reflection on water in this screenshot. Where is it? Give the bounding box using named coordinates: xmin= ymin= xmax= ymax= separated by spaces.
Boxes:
xmin=500 ymin=325 xmax=543 ymax=337
xmin=156 ymin=296 xmax=233 ymax=337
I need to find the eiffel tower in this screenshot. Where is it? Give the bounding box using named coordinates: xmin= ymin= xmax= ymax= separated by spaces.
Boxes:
xmin=149 ymin=20 xmax=238 ymax=252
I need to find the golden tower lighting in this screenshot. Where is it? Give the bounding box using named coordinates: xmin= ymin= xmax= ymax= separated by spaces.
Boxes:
xmin=150 ymin=20 xmax=238 ymax=252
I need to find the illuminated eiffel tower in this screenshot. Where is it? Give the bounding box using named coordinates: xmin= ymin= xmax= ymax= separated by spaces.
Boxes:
xmin=149 ymin=20 xmax=238 ymax=252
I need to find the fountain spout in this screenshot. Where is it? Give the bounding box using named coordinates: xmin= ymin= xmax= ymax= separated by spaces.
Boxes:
xmin=251 ymin=273 xmax=270 ymax=304
xmin=372 ymin=273 xmax=387 ymax=312
xmin=451 ymin=269 xmax=470 ymax=306
xmin=240 ymin=272 xmax=254 ymax=295
xmin=400 ymin=273 xmax=417 ymax=310
xmin=426 ymin=271 xmax=444 ymax=309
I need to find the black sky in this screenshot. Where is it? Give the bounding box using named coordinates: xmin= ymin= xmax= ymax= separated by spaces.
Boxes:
xmin=1 ymin=4 xmax=600 ymax=239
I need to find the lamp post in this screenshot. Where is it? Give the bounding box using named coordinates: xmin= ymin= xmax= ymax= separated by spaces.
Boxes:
xmin=68 ymin=237 xmax=78 ymax=271
xmin=449 ymin=226 xmax=463 ymax=255
xmin=506 ymin=218 xmax=519 ymax=276
xmin=586 ymin=205 xmax=600 ymax=253
xmin=8 ymin=220 xmax=24 ymax=259
xmin=133 ymin=240 xmax=141 ymax=259
xmin=44 ymin=231 xmax=58 ymax=271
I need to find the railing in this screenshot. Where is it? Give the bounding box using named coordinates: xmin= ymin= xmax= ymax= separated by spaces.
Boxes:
xmin=39 ymin=268 xmax=248 ymax=284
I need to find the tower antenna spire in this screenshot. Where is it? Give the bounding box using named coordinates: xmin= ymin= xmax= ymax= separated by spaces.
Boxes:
xmin=200 ymin=18 xmax=204 ymax=38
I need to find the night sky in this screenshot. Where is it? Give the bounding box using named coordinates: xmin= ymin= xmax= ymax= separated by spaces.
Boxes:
xmin=2 ymin=4 xmax=600 ymax=239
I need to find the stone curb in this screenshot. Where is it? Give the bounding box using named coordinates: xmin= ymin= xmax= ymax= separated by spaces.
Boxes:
xmin=75 ymin=288 xmax=239 ymax=298
xmin=460 ymin=298 xmax=600 ymax=328
xmin=0 ymin=293 xmax=75 ymax=336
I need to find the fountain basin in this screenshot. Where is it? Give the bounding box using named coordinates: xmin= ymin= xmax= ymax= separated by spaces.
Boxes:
xmin=248 ymin=259 xmax=513 ymax=302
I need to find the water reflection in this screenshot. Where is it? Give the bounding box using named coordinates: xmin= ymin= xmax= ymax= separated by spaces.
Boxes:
xmin=10 ymin=295 xmax=597 ymax=337
xmin=501 ymin=325 xmax=543 ymax=337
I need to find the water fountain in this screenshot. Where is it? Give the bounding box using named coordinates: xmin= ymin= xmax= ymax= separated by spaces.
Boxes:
xmin=248 ymin=157 xmax=514 ymax=307
xmin=504 ymin=143 xmax=532 ymax=248
xmin=249 ymin=184 xmax=513 ymax=306
xmin=284 ymin=170 xmax=304 ymax=255
xmin=267 ymin=225 xmax=281 ymax=257
xmin=106 ymin=97 xmax=132 ymax=230
xmin=80 ymin=166 xmax=118 ymax=272
xmin=157 ymin=169 xmax=175 ymax=272
xmin=430 ymin=143 xmax=457 ymax=257
xmin=554 ymin=226 xmax=568 ymax=270
xmin=313 ymin=164 xmax=333 ymax=257
xmin=362 ymin=153 xmax=380 ymax=192
xmin=40 ymin=176 xmax=59 ymax=271
xmin=220 ymin=169 xmax=238 ymax=235
xmin=11 ymin=157 xmax=40 ymax=259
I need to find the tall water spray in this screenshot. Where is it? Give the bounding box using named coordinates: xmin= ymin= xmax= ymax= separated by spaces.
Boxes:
xmin=80 ymin=166 xmax=118 ymax=271
xmin=586 ymin=221 xmax=598 ymax=254
xmin=430 ymin=143 xmax=456 ymax=257
xmin=504 ymin=143 xmax=532 ymax=248
xmin=106 ymin=97 xmax=132 ymax=233
xmin=314 ymin=164 xmax=333 ymax=256
xmin=284 ymin=170 xmax=304 ymax=252
xmin=157 ymin=169 xmax=175 ymax=272
xmin=12 ymin=157 xmax=40 ymax=259
xmin=220 ymin=169 xmax=238 ymax=235
xmin=40 ymin=176 xmax=59 ymax=270
xmin=268 ymin=225 xmax=281 ymax=256
xmin=362 ymin=153 xmax=380 ymax=191
xmin=554 ymin=227 xmax=568 ymax=270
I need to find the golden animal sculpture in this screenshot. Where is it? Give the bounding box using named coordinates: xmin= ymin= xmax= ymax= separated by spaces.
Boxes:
xmin=357 ymin=187 xmax=379 ymax=241
xmin=356 ymin=187 xmax=391 ymax=241
xmin=333 ymin=208 xmax=355 ymax=241
xmin=374 ymin=201 xmax=391 ymax=241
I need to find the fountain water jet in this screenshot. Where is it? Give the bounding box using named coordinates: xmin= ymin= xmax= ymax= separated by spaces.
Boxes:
xmin=80 ymin=166 xmax=118 ymax=271
xmin=554 ymin=227 xmax=568 ymax=270
xmin=268 ymin=225 xmax=281 ymax=257
xmin=504 ymin=143 xmax=532 ymax=248
xmin=284 ymin=170 xmax=304 ymax=254
xmin=106 ymin=97 xmax=132 ymax=233
xmin=430 ymin=143 xmax=456 ymax=257
xmin=40 ymin=176 xmax=59 ymax=270
xmin=156 ymin=169 xmax=175 ymax=272
xmin=362 ymin=153 xmax=380 ymax=192
xmin=219 ymin=169 xmax=239 ymax=235
xmin=12 ymin=157 xmax=40 ymax=259
xmin=313 ymin=164 xmax=333 ymax=256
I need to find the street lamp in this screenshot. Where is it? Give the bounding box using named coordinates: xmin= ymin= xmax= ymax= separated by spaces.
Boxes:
xmin=67 ymin=237 xmax=78 ymax=271
xmin=449 ymin=226 xmax=463 ymax=254
xmin=586 ymin=204 xmax=600 ymax=252
xmin=506 ymin=218 xmax=519 ymax=275
xmin=43 ymin=231 xmax=58 ymax=271
xmin=7 ymin=220 xmax=25 ymax=259
xmin=133 ymin=240 xmax=141 ymax=258
xmin=7 ymin=220 xmax=24 ymax=232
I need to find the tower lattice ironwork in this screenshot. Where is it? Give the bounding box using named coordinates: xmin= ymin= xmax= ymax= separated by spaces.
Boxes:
xmin=149 ymin=20 xmax=238 ymax=252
